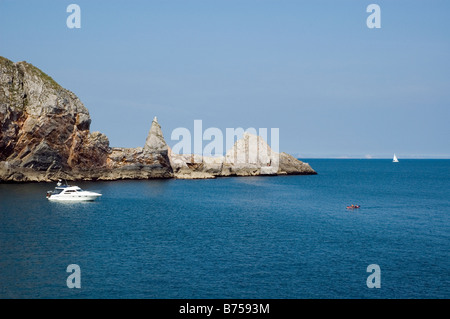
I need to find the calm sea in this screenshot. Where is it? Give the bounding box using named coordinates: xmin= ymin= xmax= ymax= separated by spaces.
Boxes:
xmin=0 ymin=159 xmax=449 ymax=299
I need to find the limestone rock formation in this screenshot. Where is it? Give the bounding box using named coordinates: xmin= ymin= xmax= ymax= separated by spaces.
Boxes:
xmin=0 ymin=56 xmax=315 ymax=182
xmin=104 ymin=117 xmax=173 ymax=179
xmin=0 ymin=56 xmax=109 ymax=180
xmin=278 ymin=152 xmax=316 ymax=175
xmin=144 ymin=117 xmax=168 ymax=153
xmin=0 ymin=57 xmax=172 ymax=181
xmin=169 ymin=132 xmax=316 ymax=179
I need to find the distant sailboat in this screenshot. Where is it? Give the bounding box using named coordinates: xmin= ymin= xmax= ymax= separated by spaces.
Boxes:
xmin=393 ymin=154 xmax=399 ymax=162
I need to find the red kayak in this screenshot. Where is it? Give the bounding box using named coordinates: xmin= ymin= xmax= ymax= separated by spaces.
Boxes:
xmin=347 ymin=205 xmax=360 ymax=209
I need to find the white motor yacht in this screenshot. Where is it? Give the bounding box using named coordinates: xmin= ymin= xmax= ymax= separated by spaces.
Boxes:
xmin=46 ymin=180 xmax=102 ymax=201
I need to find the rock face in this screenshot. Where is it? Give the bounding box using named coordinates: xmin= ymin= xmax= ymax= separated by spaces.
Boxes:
xmin=103 ymin=117 xmax=173 ymax=180
xmin=144 ymin=117 xmax=168 ymax=153
xmin=169 ymin=132 xmax=316 ymax=179
xmin=0 ymin=57 xmax=172 ymax=181
xmin=0 ymin=56 xmax=315 ymax=182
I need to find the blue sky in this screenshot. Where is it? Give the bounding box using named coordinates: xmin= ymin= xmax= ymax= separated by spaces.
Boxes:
xmin=1 ymin=0 xmax=449 ymax=158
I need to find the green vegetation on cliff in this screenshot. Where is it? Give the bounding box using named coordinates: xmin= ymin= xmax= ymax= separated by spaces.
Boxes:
xmin=18 ymin=61 xmax=61 ymax=90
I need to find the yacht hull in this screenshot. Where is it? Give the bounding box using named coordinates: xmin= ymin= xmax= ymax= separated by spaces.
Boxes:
xmin=47 ymin=194 xmax=101 ymax=201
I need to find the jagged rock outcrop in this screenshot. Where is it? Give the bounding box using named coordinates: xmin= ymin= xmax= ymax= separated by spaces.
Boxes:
xmin=0 ymin=56 xmax=315 ymax=182
xmin=278 ymin=152 xmax=316 ymax=175
xmin=0 ymin=57 xmax=172 ymax=182
xmin=144 ymin=117 xmax=168 ymax=152
xmin=0 ymin=56 xmax=109 ymax=180
xmin=103 ymin=117 xmax=173 ymax=179
xmin=169 ymin=132 xmax=316 ymax=179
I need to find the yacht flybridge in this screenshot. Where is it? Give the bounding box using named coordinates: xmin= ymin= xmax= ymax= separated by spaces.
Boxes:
xmin=46 ymin=180 xmax=102 ymax=201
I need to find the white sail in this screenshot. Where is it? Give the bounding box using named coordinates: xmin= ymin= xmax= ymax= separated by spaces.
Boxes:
xmin=393 ymin=154 xmax=399 ymax=162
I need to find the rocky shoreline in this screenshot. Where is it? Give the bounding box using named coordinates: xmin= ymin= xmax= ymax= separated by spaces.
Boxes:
xmin=0 ymin=56 xmax=316 ymax=182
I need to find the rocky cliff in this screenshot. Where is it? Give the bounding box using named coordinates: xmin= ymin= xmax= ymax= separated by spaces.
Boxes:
xmin=0 ymin=57 xmax=315 ymax=182
xmin=103 ymin=117 xmax=173 ymax=180
xmin=0 ymin=57 xmax=172 ymax=181
xmin=169 ymin=132 xmax=316 ymax=179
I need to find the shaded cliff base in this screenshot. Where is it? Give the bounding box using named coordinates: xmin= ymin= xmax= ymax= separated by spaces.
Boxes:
xmin=0 ymin=163 xmax=172 ymax=182
xmin=0 ymin=145 xmax=317 ymax=183
xmin=0 ymin=117 xmax=317 ymax=183
xmin=0 ymin=156 xmax=316 ymax=182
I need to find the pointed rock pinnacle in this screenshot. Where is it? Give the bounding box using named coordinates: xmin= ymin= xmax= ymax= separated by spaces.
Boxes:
xmin=144 ymin=116 xmax=168 ymax=152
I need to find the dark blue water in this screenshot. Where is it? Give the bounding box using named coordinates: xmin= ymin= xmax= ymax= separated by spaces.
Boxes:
xmin=0 ymin=160 xmax=449 ymax=298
